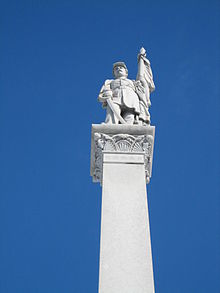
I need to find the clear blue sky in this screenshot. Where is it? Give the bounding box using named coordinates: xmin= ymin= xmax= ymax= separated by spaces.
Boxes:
xmin=0 ymin=0 xmax=220 ymax=292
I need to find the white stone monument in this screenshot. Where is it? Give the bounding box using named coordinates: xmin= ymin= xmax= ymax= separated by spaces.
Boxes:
xmin=91 ymin=48 xmax=155 ymax=293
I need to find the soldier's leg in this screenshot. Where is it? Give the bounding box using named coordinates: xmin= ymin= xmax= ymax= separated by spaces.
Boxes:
xmin=105 ymin=104 xmax=121 ymax=124
xmin=123 ymin=110 xmax=135 ymax=125
xmin=112 ymin=104 xmax=121 ymax=124
xmin=105 ymin=105 xmax=113 ymax=124
xmin=134 ymin=114 xmax=142 ymax=125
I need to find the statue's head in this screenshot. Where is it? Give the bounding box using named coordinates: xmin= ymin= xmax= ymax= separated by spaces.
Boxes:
xmin=113 ymin=62 xmax=128 ymax=78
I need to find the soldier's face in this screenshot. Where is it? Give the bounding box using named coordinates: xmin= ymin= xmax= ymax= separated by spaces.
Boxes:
xmin=114 ymin=66 xmax=127 ymax=78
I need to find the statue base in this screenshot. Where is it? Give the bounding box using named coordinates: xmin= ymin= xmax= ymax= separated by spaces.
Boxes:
xmin=90 ymin=124 xmax=155 ymax=293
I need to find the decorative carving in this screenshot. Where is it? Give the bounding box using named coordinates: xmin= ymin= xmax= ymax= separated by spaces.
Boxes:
xmin=93 ymin=132 xmax=154 ymax=184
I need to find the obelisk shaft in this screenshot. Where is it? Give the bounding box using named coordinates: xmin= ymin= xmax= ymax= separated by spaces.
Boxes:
xmin=98 ymin=152 xmax=155 ymax=293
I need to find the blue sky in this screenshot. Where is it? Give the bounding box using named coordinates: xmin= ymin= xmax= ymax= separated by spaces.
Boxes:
xmin=0 ymin=0 xmax=220 ymax=292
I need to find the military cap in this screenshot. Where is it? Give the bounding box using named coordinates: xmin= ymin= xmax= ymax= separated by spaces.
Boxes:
xmin=113 ymin=61 xmax=128 ymax=70
xmin=112 ymin=61 xmax=128 ymax=76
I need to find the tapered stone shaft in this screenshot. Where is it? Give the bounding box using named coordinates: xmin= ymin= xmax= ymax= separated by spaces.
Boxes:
xmin=91 ymin=124 xmax=155 ymax=293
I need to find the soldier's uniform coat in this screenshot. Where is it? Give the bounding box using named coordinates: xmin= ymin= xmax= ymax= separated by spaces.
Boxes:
xmin=98 ymin=78 xmax=140 ymax=114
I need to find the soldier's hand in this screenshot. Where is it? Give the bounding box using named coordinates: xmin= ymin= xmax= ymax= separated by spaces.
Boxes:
xmin=103 ymin=90 xmax=112 ymax=98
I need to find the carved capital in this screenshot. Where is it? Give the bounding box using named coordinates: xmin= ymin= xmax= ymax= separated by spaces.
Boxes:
xmin=91 ymin=132 xmax=154 ymax=184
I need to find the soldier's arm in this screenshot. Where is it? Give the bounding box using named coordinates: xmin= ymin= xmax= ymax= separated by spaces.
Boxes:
xmin=98 ymin=80 xmax=112 ymax=103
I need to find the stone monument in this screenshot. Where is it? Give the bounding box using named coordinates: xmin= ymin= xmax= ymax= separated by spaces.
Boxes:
xmin=90 ymin=48 xmax=156 ymax=293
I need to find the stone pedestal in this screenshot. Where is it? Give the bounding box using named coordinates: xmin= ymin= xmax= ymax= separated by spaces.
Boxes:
xmin=91 ymin=124 xmax=155 ymax=293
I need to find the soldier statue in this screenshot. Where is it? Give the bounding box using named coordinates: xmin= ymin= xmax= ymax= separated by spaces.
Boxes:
xmin=98 ymin=47 xmax=155 ymax=125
